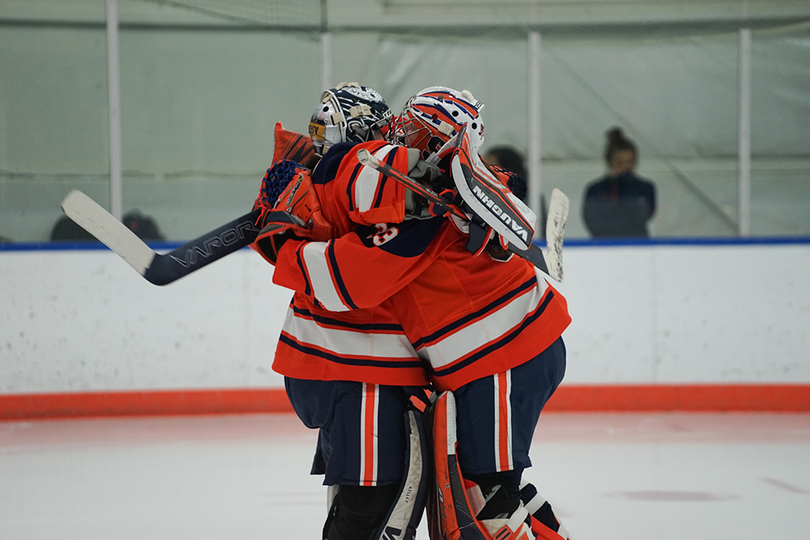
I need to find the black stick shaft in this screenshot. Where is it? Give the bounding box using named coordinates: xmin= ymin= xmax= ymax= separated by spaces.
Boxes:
xmin=144 ymin=209 xmax=262 ymax=285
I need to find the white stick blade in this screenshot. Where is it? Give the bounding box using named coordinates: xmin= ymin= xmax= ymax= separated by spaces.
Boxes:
xmin=545 ymin=188 xmax=570 ymax=282
xmin=61 ymin=190 xmax=155 ymax=275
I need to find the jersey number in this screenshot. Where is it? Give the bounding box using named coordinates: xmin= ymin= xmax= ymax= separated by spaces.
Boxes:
xmin=372 ymin=224 xmax=399 ymax=246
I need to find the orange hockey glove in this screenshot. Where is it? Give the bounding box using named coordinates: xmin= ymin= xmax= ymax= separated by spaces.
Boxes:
xmin=271 ymin=122 xmax=318 ymax=169
xmin=251 ymin=160 xmax=333 ymax=265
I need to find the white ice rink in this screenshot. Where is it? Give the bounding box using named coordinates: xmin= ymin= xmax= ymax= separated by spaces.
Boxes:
xmin=2 ymin=412 xmax=809 ymax=540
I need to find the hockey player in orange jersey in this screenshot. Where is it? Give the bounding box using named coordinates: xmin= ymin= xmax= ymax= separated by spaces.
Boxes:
xmin=253 ymin=85 xmax=572 ymax=540
xmin=253 ymin=83 xmax=436 ymax=540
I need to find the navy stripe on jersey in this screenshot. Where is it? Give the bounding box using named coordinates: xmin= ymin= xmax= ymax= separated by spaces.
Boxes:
xmin=372 ymin=149 xmax=398 ymax=209
xmin=292 ymin=305 xmax=405 ymax=332
xmin=291 ymin=295 xmax=324 ymax=312
xmin=295 ymin=243 xmax=313 ymax=297
xmin=327 ymin=240 xmax=360 ymax=310
xmin=345 ymin=161 xmax=363 ymax=212
xmin=411 ymin=276 xmax=537 ymax=349
xmin=429 ymin=289 xmax=555 ymax=378
xmin=279 ymin=333 xmax=425 ymax=369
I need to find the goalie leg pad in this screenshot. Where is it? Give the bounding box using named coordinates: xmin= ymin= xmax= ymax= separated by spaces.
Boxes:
xmin=427 ymin=391 xmax=489 ymax=540
xmin=464 ymin=475 xmax=536 ymax=540
xmin=324 ymin=401 xmax=432 ymax=540
xmin=367 ymin=405 xmax=432 ymax=540
xmin=428 ymin=392 xmax=539 ymax=540
xmin=519 ymin=482 xmax=571 ymax=540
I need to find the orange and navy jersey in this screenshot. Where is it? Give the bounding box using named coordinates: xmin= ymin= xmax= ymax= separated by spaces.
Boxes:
xmin=271 ymin=216 xmax=451 ymax=387
xmin=388 ymin=230 xmax=571 ymax=392
xmin=311 ymin=140 xmax=410 ymax=231
xmin=273 ymin=298 xmax=429 ymax=387
xmin=269 ymin=138 xmax=570 ymax=391
xmin=270 ymin=140 xmax=431 ymax=387
xmin=273 ymin=216 xmax=570 ymax=392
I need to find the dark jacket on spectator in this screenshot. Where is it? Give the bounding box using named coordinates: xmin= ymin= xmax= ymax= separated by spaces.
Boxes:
xmin=582 ymin=172 xmax=656 ymax=237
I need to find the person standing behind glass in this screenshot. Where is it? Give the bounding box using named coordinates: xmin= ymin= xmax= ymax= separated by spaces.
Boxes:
xmin=582 ymin=127 xmax=656 ymax=238
xmin=484 ymin=145 xmax=548 ymax=235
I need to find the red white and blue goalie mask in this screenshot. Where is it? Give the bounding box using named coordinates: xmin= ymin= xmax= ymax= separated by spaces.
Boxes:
xmin=396 ymin=86 xmax=485 ymax=161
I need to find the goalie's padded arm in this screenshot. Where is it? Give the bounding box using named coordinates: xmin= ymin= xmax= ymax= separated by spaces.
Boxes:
xmin=271 ymin=218 xmax=453 ymax=312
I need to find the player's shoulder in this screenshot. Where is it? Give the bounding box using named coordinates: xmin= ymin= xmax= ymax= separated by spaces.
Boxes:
xmin=313 ymin=140 xmax=398 ymax=184
xmin=312 ymin=142 xmax=356 ymax=185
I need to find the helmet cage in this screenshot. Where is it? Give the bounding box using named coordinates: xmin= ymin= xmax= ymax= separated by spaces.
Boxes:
xmin=308 ymin=82 xmax=393 ymax=156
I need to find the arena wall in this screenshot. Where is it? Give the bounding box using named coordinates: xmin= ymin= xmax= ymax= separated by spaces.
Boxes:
xmin=2 ymin=241 xmax=809 ymax=418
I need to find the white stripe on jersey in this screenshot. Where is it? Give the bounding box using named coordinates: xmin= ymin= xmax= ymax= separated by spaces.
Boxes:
xmin=418 ymin=279 xmax=548 ymax=370
xmin=353 ymin=145 xmax=396 ymax=213
xmin=300 ymin=241 xmax=349 ymax=312
xmin=283 ymin=308 xmax=419 ymax=359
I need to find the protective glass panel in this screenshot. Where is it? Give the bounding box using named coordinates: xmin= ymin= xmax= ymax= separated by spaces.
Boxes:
xmin=0 ymin=25 xmax=110 ymax=243
xmin=1 ymin=1 xmax=809 ymax=243
xmin=750 ymin=27 xmax=810 ymax=236
xmin=117 ymin=28 xmax=320 ymax=240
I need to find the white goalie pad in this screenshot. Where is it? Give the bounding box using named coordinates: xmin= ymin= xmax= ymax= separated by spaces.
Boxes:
xmin=370 ymin=407 xmax=431 ymax=540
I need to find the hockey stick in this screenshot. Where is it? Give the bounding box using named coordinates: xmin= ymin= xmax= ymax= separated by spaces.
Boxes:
xmin=447 ymin=126 xmax=568 ymax=282
xmin=356 ymin=149 xmax=567 ymax=281
xmin=61 ymin=190 xmax=261 ymax=285
xmin=544 ymin=188 xmax=569 ymax=282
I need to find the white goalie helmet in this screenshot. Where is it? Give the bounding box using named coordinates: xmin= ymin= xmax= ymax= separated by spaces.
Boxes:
xmin=308 ymin=82 xmax=394 ymax=156
xmin=396 ymin=86 xmax=485 ymax=160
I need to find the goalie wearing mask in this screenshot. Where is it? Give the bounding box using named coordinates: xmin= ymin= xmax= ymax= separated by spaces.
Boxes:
xmin=391 ymin=87 xmax=572 ymax=540
xmin=251 ymin=83 xmax=435 ymax=540
xmin=251 ymin=84 xmax=572 ymax=540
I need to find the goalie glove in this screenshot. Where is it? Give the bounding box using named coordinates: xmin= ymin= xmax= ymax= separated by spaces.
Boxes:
xmin=251 ymin=160 xmax=333 ymax=265
xmin=271 ymin=122 xmax=318 ymax=168
xmin=451 ymin=217 xmax=512 ymax=262
xmin=404 ymin=158 xmax=459 ymax=220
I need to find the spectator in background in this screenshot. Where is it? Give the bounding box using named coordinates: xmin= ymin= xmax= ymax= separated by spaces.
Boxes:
xmin=582 ymin=127 xmax=656 ymax=238
xmin=50 ymin=216 xmax=98 ymax=242
xmin=122 ymin=210 xmax=164 ymax=241
xmin=51 ymin=209 xmax=163 ymax=242
xmin=484 ymin=145 xmax=548 ymax=235
xmin=484 ymin=145 xmax=528 ymax=201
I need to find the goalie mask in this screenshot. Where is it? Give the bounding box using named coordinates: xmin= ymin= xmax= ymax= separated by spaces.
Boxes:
xmin=396 ymin=86 xmax=485 ymax=161
xmin=308 ymin=82 xmax=394 ymax=156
